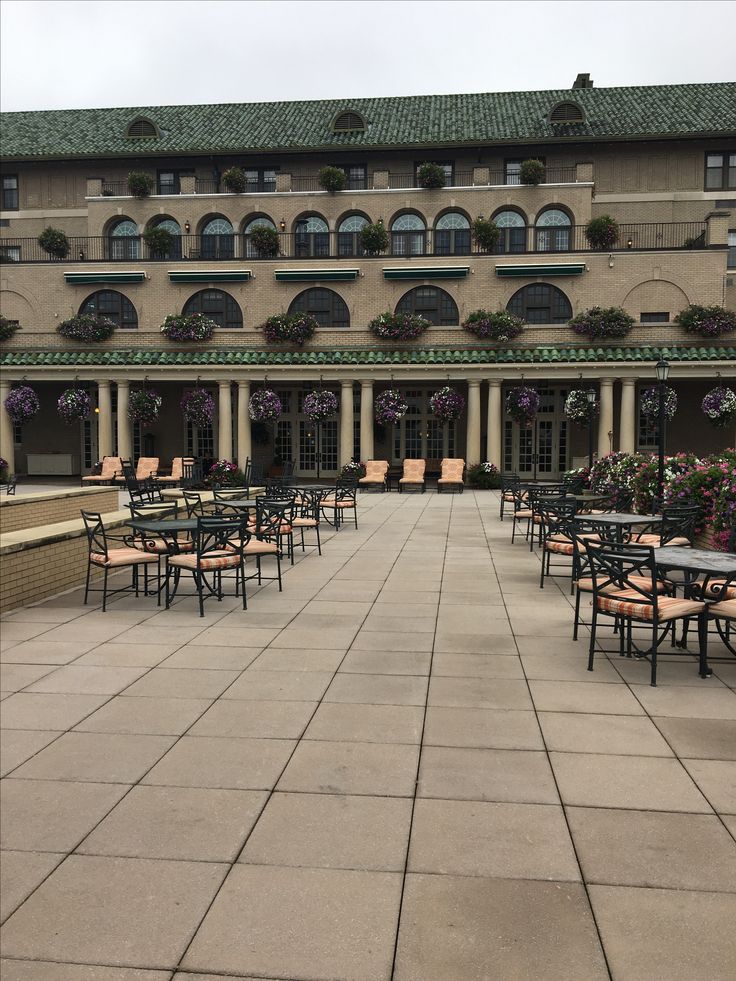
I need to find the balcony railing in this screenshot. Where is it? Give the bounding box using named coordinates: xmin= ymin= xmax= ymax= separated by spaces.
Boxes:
xmin=0 ymin=223 xmax=709 ymax=264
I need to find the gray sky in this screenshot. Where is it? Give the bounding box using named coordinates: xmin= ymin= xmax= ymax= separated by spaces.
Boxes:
xmin=1 ymin=0 xmax=733 ymax=112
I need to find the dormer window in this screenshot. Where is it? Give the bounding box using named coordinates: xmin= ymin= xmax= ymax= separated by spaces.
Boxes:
xmin=125 ymin=117 xmax=159 ymax=139
xmin=549 ymin=101 xmax=585 ymax=123
xmin=332 ymin=110 xmax=366 ymax=133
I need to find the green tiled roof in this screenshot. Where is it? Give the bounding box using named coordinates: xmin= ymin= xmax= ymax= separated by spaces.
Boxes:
xmin=2 ymin=346 xmax=734 ymax=368
xmin=2 ymin=83 xmax=734 ymax=160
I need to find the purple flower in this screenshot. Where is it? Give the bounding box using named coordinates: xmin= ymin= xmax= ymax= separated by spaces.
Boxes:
xmin=161 ymin=313 xmax=216 ymax=343
xmin=4 ymin=385 xmax=40 ymax=424
xmin=429 ymin=387 xmax=465 ymax=423
xmin=181 ymin=389 xmax=215 ymax=428
xmin=640 ymin=386 xmax=677 ymax=422
xmin=249 ymin=389 xmax=282 ymax=422
xmin=303 ymin=390 xmax=338 ymax=422
xmin=374 ymin=389 xmax=408 ymax=426
xmin=57 ymin=387 xmax=91 ymax=424
xmin=506 ymin=386 xmax=540 ymax=427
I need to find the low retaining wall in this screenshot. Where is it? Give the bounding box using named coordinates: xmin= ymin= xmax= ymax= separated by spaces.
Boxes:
xmin=0 ymin=486 xmax=119 ymax=534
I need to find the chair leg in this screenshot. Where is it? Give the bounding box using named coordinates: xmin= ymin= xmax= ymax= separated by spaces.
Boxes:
xmin=587 ymin=604 xmax=598 ymax=671
xmin=197 ymin=572 xmax=205 ymax=618
xmin=650 ymin=623 xmax=658 ymax=686
xmin=697 ymin=613 xmax=711 ymax=679
xmin=102 ymin=568 xmax=109 ymax=613
xmin=573 ymin=588 xmax=582 ymax=641
xmin=276 ymin=552 xmax=282 ymax=592
xmin=84 ymin=560 xmax=91 ymax=605
xmin=316 ymin=523 xmax=322 ymax=555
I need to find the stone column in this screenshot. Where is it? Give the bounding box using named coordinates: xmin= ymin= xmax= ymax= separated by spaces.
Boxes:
xmin=218 ymin=381 xmax=232 ymax=461
xmin=619 ymin=378 xmax=637 ymax=454
xmin=0 ymin=380 xmax=15 ymax=475
xmin=236 ymin=380 xmax=251 ymax=469
xmin=340 ymin=380 xmax=354 ymax=468
xmin=97 ymin=380 xmax=113 ymax=459
xmin=597 ymin=378 xmax=614 ymax=460
xmin=116 ymin=380 xmax=132 ymax=461
xmin=360 ymin=380 xmax=374 ymax=461
xmin=486 ymin=380 xmax=502 ymax=469
xmin=466 ymin=380 xmax=481 ymax=466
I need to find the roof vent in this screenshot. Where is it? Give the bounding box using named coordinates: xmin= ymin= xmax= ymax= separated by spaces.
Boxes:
xmin=125 ymin=117 xmax=159 ymax=139
xmin=550 ymin=101 xmax=585 ymax=123
xmin=332 ymin=110 xmax=366 ymax=133
xmin=572 ymin=73 xmax=594 ymax=89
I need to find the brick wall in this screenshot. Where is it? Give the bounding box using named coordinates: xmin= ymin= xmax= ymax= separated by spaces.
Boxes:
xmin=0 ymin=488 xmax=119 ymax=533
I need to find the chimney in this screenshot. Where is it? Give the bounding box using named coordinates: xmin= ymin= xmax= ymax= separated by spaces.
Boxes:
xmin=572 ymin=73 xmax=594 ymax=89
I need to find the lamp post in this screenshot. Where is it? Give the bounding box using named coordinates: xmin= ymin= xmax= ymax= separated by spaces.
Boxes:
xmin=586 ymin=387 xmax=596 ymax=471
xmin=655 ymin=358 xmax=670 ymax=505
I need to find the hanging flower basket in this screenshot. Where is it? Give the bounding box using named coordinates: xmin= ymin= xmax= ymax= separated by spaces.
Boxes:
xmin=160 ymin=313 xmax=216 ymax=343
xmin=128 ymin=389 xmax=161 ymax=426
xmin=429 ymin=386 xmax=465 ymax=423
xmin=675 ymin=304 xmax=736 ymax=339
xmin=564 ymin=389 xmax=599 ymax=425
xmin=4 ymin=385 xmax=40 ymax=425
xmin=57 ymin=387 xmax=91 ymax=424
xmin=374 ymin=388 xmax=408 ymax=426
xmin=462 ymin=310 xmax=525 ymax=343
xmin=368 ymin=312 xmax=430 ymax=341
xmin=640 ymin=386 xmax=677 ymax=422
xmin=249 ymin=388 xmax=282 ymax=422
xmin=506 ymin=386 xmax=540 ymax=427
xmin=303 ymin=390 xmax=338 ymax=422
xmin=0 ymin=317 xmax=20 ymax=342
xmin=569 ymin=306 xmax=634 ymax=340
xmin=57 ymin=314 xmax=116 ymax=343
xmin=180 ymin=389 xmax=215 ymax=428
xmin=702 ymin=386 xmax=736 ymax=428
xmin=261 ymin=313 xmax=318 ymax=345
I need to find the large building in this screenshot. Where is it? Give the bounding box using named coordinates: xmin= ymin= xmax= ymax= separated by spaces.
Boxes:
xmin=1 ymin=75 xmax=735 ymax=480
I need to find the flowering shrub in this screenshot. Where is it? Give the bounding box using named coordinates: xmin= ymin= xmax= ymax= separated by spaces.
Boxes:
xmin=303 ymin=390 xmax=338 ymax=422
xmin=57 ymin=314 xmax=116 ymax=343
xmin=57 ymin=387 xmax=91 ymax=424
xmin=261 ymin=313 xmax=318 ymax=345
xmin=564 ymin=389 xmax=599 ymax=425
xmin=207 ymin=459 xmax=246 ymax=488
xmin=640 ymin=386 xmax=677 ymax=422
xmin=467 ymin=462 xmax=501 ymax=489
xmin=585 ymin=215 xmax=619 ymax=250
xmin=505 ymin=386 xmax=540 ymax=427
xmin=569 ymin=306 xmax=634 ymax=340
xmin=702 ymin=386 xmax=736 ymax=428
xmin=429 ymin=386 xmax=465 ymax=422
xmin=4 ymin=385 xmax=40 ymax=424
xmin=712 ymin=461 xmax=736 ymax=550
xmin=180 ymin=389 xmax=215 ymax=428
xmin=632 ymin=452 xmax=701 ymax=514
xmin=588 ymin=452 xmax=645 ymax=510
xmin=249 ymin=388 xmax=282 ymax=422
xmin=127 ymin=171 xmax=154 ymax=198
xmin=462 ymin=310 xmax=525 ymax=342
xmin=128 ymin=389 xmax=161 ymax=426
xmin=368 ymin=312 xmax=430 ymax=341
xmin=0 ymin=317 xmax=19 ymax=342
xmin=160 ymin=313 xmax=216 ymax=342
xmin=676 ymin=304 xmax=736 ymax=339
xmin=563 ymin=465 xmax=592 ymax=491
xmin=340 ymin=461 xmax=367 ymax=479
xmin=374 ymin=389 xmax=408 ymax=426
xmin=663 ymin=452 xmax=736 ymax=538
xmin=0 ymin=457 xmax=7 ymax=479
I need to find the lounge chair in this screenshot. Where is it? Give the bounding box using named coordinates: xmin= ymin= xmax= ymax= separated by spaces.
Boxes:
xmin=81 ymin=455 xmax=123 ymax=486
xmin=153 ymin=456 xmax=194 ymax=487
xmin=437 ymin=458 xmax=465 ymax=493
xmin=358 ymin=460 xmax=389 ymax=492
xmin=398 ymin=459 xmax=426 ymax=493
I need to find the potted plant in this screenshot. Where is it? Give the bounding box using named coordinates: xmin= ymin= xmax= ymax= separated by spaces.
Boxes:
xmin=127 ymin=171 xmax=154 ymax=198
xmin=249 ymin=224 xmax=280 ymax=257
xmin=303 ymin=390 xmax=338 ymax=422
xmin=57 ymin=314 xmax=116 ymax=343
xmin=564 ymin=389 xmax=599 ymax=425
xmin=368 ymin=312 xmax=430 ymax=341
xmin=429 ymin=386 xmax=465 ymax=422
xmin=160 ymin=312 xmax=216 ymax=342
xmin=471 ymin=217 xmax=500 ymax=252
xmin=374 ymin=389 xmax=408 ymax=426
xmin=569 ymin=306 xmax=634 ymax=340
xmin=128 ymin=388 xmax=162 ymax=426
xmin=180 ymin=388 xmax=215 ymax=428
xmin=360 ymin=221 xmax=389 ymax=256
xmin=207 ymin=459 xmax=246 ymax=487
xmin=585 ymin=215 xmax=620 ymax=250
xmin=249 ymin=388 xmax=282 ymax=421
xmin=506 ymin=386 xmax=540 ymax=427
xmin=640 ymin=386 xmax=677 ymax=422
xmin=318 ymin=166 xmax=347 ymax=193
xmin=260 ymin=313 xmax=318 ymax=345
xmin=143 ymin=226 xmax=175 ymax=258
xmin=416 ymin=162 xmax=446 ymax=189
xmin=57 ymin=387 xmax=91 ymax=423
xmin=222 ymin=167 xmax=247 ymax=193
xmin=466 ymin=462 xmax=501 ymax=489
xmin=38 ymin=226 xmax=70 ymax=259
xmin=340 ymin=461 xmax=367 ymax=479
xmin=675 ymin=304 xmax=736 ymax=339
xmin=4 ymin=385 xmax=40 ymax=425
xmin=0 ymin=317 xmax=19 ymax=342
xmin=519 ymin=159 xmax=545 ymax=185
xmin=702 ymin=386 xmax=736 ymax=428
xmin=462 ymin=310 xmax=524 ymax=342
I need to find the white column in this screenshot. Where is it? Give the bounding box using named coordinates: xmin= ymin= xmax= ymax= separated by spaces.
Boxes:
xmin=360 ymin=379 xmax=374 ymax=461
xmin=237 ymin=380 xmax=251 ymax=469
xmin=597 ymin=377 xmax=614 ymax=460
xmin=0 ymin=380 xmax=15 ymax=475
xmin=340 ymin=379 xmax=354 ymax=468
xmin=466 ymin=379 xmax=481 ymax=466
xmin=97 ymin=380 xmax=113 ymax=459
xmin=116 ymin=380 xmax=132 ymax=461
xmin=218 ymin=380 xmax=232 ymax=461
xmin=486 ymin=380 xmax=502 ymax=469
xmin=619 ymin=378 xmax=637 ymax=454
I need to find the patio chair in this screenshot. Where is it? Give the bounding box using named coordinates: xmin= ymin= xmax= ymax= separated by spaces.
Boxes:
xmin=538 ymin=500 xmax=579 ymax=589
xmin=166 ymin=515 xmax=250 ymax=616
xmin=358 ymin=460 xmax=389 ymax=492
xmin=135 ymin=457 xmax=159 ymax=481
xmin=398 ymin=459 xmax=426 ymax=493
xmin=499 ymin=472 xmax=521 ymax=520
xmin=242 ymin=498 xmax=285 ymax=590
xmin=707 ymin=574 xmax=736 ymax=655
xmin=182 ymin=490 xmax=207 ymax=518
xmin=632 ymin=504 xmax=700 ymax=547
xmin=437 ymin=458 xmax=465 ymax=494
xmin=322 ymin=477 xmax=358 ymax=529
xmin=81 ymin=455 xmax=123 ymax=486
xmin=292 ymin=487 xmax=326 ymax=554
xmin=153 ymin=457 xmax=194 ymax=487
xmin=4 ymin=473 xmax=17 ymax=495
xmin=81 ymin=509 xmax=159 ymax=612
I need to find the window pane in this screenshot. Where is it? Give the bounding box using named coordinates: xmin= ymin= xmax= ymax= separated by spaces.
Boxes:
xmin=505 ymin=161 xmax=521 ymax=184
xmin=2 ymin=175 xmax=18 ymax=209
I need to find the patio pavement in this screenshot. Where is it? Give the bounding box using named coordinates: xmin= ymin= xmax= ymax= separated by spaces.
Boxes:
xmin=1 ymin=491 xmax=735 ymax=980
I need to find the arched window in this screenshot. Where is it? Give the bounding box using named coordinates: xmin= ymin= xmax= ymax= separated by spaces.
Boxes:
xmin=391 ymin=213 xmax=426 ymax=256
xmin=243 ymin=216 xmax=277 ymax=257
xmin=434 ymin=212 xmax=470 ymax=256
xmin=535 ymin=209 xmax=572 ymax=252
xmin=80 ymin=290 xmax=138 ymax=329
xmin=148 ymin=217 xmax=182 ymax=259
xmin=201 ymin=217 xmax=234 ymax=260
xmin=493 ymin=210 xmax=527 ymax=254
xmin=183 ymin=289 xmax=242 ymax=329
xmin=109 ymin=218 xmax=139 ymax=260
xmin=338 ymin=214 xmax=368 ymax=257
xmin=507 ymin=284 xmax=571 ymax=324
xmin=288 ymin=288 xmax=349 ymax=328
xmin=295 ymin=216 xmax=329 ymax=258
xmin=395 ymin=286 xmax=458 ymax=326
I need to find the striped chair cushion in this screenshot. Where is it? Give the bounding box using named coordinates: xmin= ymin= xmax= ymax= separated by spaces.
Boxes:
xmin=575 ymin=575 xmax=669 ymax=595
xmin=698 ymin=579 xmax=736 ymax=601
xmin=545 ymin=539 xmax=574 ymax=556
xmin=293 ymin=517 xmax=318 ymax=527
xmin=597 ymin=593 xmax=705 ymax=622
xmin=90 ymin=548 xmax=158 ymax=567
xmin=169 ymin=552 xmax=240 ymax=571
xmin=244 ymin=539 xmax=280 ymax=555
xmin=633 ymin=534 xmax=690 ymax=547
xmin=709 ymin=598 xmax=736 ymax=619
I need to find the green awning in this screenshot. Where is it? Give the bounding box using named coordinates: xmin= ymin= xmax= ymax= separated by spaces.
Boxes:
xmin=495 ymin=263 xmax=586 ymax=277
xmin=383 ymin=266 xmax=469 ymax=281
xmin=274 ymin=269 xmax=359 ymax=282
xmin=169 ymin=270 xmax=251 ymax=283
xmin=63 ymin=271 xmax=146 ymax=284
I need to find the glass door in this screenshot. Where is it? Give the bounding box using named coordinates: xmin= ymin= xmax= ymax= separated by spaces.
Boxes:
xmin=503 ymin=386 xmax=569 ymax=478
xmin=391 ymin=389 xmax=457 ymax=462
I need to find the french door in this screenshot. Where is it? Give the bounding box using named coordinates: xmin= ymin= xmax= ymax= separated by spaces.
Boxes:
xmin=503 ymin=386 xmax=569 ymax=478
xmin=391 ymin=389 xmax=456 ymax=462
xmin=270 ymin=387 xmax=342 ymax=477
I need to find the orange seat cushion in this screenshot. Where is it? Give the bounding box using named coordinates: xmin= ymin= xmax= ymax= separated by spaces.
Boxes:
xmin=90 ymin=548 xmax=158 ymax=568
xmin=633 ymin=534 xmax=690 ymax=547
xmin=169 ymin=551 xmax=240 ymax=571
xmin=244 ymin=540 xmax=280 ymax=555
xmin=293 ymin=517 xmax=318 ymax=527
xmin=597 ymin=593 xmax=705 ymax=622
xmin=709 ymin=598 xmax=736 ymax=619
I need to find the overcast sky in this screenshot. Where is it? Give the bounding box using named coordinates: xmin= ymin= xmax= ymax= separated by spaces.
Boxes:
xmin=1 ymin=0 xmax=733 ymax=112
